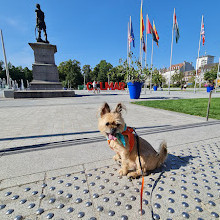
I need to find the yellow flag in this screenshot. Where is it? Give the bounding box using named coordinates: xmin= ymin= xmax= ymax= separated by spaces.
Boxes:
xmin=140 ymin=1 xmax=145 ymax=40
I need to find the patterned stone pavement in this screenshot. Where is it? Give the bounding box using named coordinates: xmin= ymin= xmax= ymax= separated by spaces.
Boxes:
xmin=1 ymin=91 xmax=220 ymax=219
xmin=0 ymin=139 xmax=219 ymax=220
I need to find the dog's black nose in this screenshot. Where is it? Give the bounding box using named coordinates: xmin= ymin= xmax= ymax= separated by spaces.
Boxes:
xmin=110 ymin=128 xmax=117 ymax=135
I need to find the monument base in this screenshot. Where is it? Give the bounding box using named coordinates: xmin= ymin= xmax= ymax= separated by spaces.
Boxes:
xmin=30 ymin=80 xmax=63 ymax=90
xmin=14 ymin=90 xmax=75 ymax=99
xmin=3 ymin=89 xmax=14 ymax=98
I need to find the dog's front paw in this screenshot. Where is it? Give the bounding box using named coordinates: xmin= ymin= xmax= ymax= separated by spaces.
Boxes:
xmin=113 ymin=154 xmax=121 ymax=162
xmin=127 ymin=172 xmax=138 ymax=179
xmin=118 ymin=168 xmax=128 ymax=176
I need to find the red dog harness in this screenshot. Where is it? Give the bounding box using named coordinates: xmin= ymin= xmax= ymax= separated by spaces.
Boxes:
xmin=122 ymin=126 xmax=135 ymax=152
xmin=107 ymin=126 xmax=135 ymax=153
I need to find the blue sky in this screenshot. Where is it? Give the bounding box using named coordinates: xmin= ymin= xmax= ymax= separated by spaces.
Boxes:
xmin=0 ymin=0 xmax=220 ymax=70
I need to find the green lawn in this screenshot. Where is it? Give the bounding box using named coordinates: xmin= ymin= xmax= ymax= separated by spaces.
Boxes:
xmin=132 ymin=98 xmax=220 ymax=120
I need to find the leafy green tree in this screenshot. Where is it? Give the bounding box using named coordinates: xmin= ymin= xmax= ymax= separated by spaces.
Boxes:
xmin=188 ymin=75 xmax=195 ymax=87
xmin=8 ymin=65 xmax=25 ymax=87
xmin=0 ymin=60 xmax=3 ymax=72
xmin=58 ymin=59 xmax=83 ymax=89
xmin=121 ymin=53 xmax=149 ymax=82
xmin=82 ymin=65 xmax=92 ymax=82
xmin=142 ymin=67 xmax=151 ymax=78
xmin=204 ymin=65 xmax=218 ymax=85
xmin=108 ymin=65 xmax=125 ymax=82
xmin=23 ymin=67 xmax=33 ymax=87
xmin=171 ymin=70 xmax=185 ymax=87
xmin=90 ymin=65 xmax=99 ymax=81
xmin=0 ymin=61 xmax=32 ymax=87
xmin=152 ymin=69 xmax=166 ymax=86
xmin=91 ymin=60 xmax=113 ymax=82
xmin=98 ymin=60 xmax=113 ymax=82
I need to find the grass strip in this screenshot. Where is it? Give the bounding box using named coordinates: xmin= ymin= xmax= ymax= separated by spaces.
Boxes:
xmin=132 ymin=98 xmax=220 ymax=120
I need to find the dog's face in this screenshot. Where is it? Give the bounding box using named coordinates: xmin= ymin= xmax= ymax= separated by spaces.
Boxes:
xmin=98 ymin=103 xmax=126 ymax=139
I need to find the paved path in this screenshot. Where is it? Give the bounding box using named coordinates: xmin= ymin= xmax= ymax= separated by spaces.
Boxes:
xmin=0 ymin=90 xmax=219 ymax=219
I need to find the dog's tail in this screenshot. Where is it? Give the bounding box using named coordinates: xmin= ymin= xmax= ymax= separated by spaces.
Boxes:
xmin=157 ymin=141 xmax=168 ymax=167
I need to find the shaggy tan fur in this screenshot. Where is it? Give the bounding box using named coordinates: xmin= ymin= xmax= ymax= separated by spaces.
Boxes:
xmin=98 ymin=102 xmax=168 ymax=178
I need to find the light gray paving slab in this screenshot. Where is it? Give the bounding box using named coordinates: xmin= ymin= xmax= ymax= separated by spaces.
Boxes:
xmin=0 ymin=173 xmax=45 ymax=189
xmin=46 ymin=165 xmax=84 ymax=179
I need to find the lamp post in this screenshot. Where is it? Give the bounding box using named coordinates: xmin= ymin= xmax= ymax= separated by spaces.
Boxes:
xmin=0 ymin=29 xmax=10 ymax=88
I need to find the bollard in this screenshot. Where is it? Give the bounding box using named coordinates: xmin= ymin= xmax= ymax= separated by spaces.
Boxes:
xmin=206 ymin=90 xmax=212 ymax=121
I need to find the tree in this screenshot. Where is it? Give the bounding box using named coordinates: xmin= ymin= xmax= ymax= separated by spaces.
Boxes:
xmin=204 ymin=65 xmax=218 ymax=85
xmin=152 ymin=69 xmax=166 ymax=86
xmin=91 ymin=60 xmax=113 ymax=82
xmin=0 ymin=60 xmax=3 ymax=72
xmin=82 ymin=65 xmax=93 ymax=83
xmin=108 ymin=66 xmax=125 ymax=82
xmin=23 ymin=67 xmax=33 ymax=87
xmin=58 ymin=59 xmax=83 ymax=89
xmin=188 ymin=75 xmax=195 ymax=87
xmin=90 ymin=65 xmax=99 ymax=81
xmin=171 ymin=70 xmax=185 ymax=87
xmin=0 ymin=61 xmax=32 ymax=87
xmin=8 ymin=65 xmax=26 ymax=87
xmin=120 ymin=53 xmax=149 ymax=82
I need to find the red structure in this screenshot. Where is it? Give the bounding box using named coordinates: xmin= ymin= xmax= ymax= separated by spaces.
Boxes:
xmin=86 ymin=82 xmax=126 ymax=91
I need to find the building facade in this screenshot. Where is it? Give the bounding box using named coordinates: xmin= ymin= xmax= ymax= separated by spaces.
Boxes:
xmin=196 ymin=55 xmax=214 ymax=70
xmin=161 ymin=61 xmax=194 ymax=84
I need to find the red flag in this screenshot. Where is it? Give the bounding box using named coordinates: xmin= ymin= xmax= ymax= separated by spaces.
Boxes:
xmin=153 ymin=21 xmax=159 ymax=46
xmin=147 ymin=17 xmax=153 ymax=34
xmin=201 ymin=17 xmax=205 ymax=46
xmin=174 ymin=10 xmax=180 ymax=43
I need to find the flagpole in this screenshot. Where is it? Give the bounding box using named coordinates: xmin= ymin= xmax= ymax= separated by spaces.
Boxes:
xmin=127 ymin=21 xmax=129 ymax=63
xmin=127 ymin=21 xmax=129 ymax=82
xmin=144 ymin=14 xmax=148 ymax=94
xmin=150 ymin=37 xmax=154 ymax=93
xmin=145 ymin=14 xmax=148 ymax=68
xmin=140 ymin=0 xmax=143 ymax=68
xmin=0 ymin=29 xmax=10 ymax=88
xmin=168 ymin=9 xmax=175 ymax=95
xmin=194 ymin=15 xmax=203 ymax=93
xmin=216 ymin=57 xmax=220 ymax=93
xmin=129 ymin=16 xmax=132 ymax=81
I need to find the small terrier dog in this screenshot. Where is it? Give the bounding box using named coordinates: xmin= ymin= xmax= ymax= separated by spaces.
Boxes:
xmin=98 ymin=102 xmax=167 ymax=178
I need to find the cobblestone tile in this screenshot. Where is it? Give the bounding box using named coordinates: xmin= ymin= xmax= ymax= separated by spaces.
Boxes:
xmin=0 ymin=141 xmax=219 ymax=219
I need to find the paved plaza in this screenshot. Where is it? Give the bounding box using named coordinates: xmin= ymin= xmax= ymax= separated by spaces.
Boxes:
xmin=0 ymin=90 xmax=220 ymax=219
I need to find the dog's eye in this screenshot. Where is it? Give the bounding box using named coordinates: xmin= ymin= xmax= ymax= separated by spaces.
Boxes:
xmin=117 ymin=123 xmax=121 ymax=127
xmin=106 ymin=122 xmax=110 ymax=126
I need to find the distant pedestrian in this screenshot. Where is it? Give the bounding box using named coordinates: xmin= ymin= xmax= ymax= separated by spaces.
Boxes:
xmin=97 ymin=81 xmax=101 ymax=93
xmin=184 ymin=84 xmax=187 ymax=90
xmin=93 ymin=80 xmax=97 ymax=93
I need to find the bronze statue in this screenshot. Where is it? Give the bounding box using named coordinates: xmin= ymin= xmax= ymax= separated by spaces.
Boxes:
xmin=35 ymin=4 xmax=49 ymax=43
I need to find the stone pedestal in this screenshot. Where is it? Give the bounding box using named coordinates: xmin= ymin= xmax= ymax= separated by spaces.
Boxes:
xmin=14 ymin=42 xmax=75 ymax=98
xmin=29 ymin=43 xmax=62 ymax=90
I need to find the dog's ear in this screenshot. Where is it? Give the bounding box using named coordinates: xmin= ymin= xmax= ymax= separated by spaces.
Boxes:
xmin=100 ymin=102 xmax=111 ymax=117
xmin=114 ymin=103 xmax=126 ymax=114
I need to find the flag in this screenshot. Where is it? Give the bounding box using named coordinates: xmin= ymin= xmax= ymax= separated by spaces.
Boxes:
xmin=147 ymin=17 xmax=153 ymax=34
xmin=174 ymin=10 xmax=180 ymax=43
xmin=147 ymin=17 xmax=158 ymax=45
xmin=142 ymin=36 xmax=146 ymax=52
xmin=128 ymin=19 xmax=135 ymax=49
xmin=201 ymin=16 xmax=205 ymax=46
xmin=153 ymin=21 xmax=159 ymax=46
xmin=140 ymin=1 xmax=145 ymax=40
